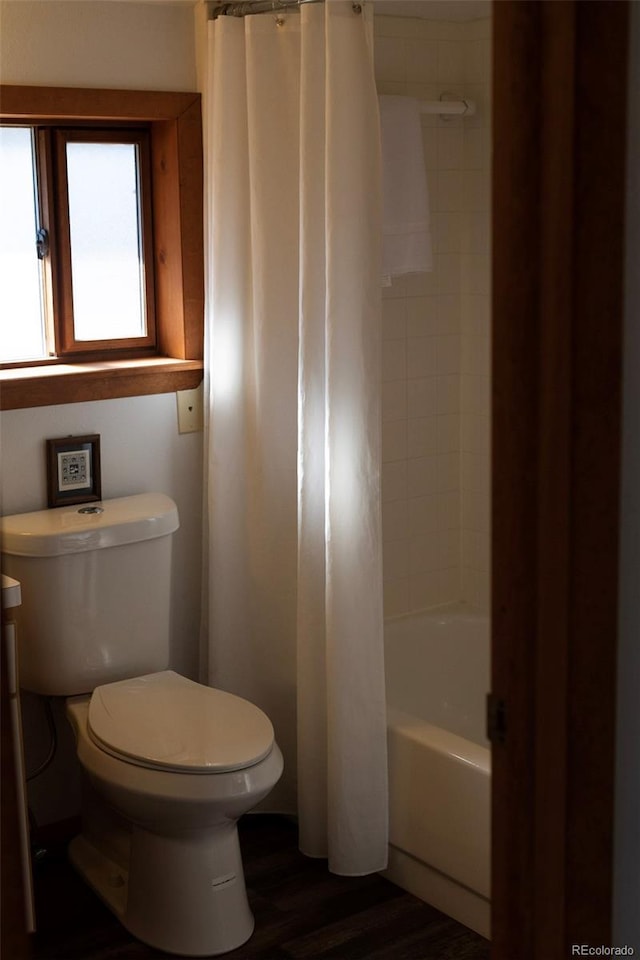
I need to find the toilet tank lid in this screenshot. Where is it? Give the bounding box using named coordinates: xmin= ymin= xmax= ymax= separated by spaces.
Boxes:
xmin=0 ymin=493 xmax=179 ymax=557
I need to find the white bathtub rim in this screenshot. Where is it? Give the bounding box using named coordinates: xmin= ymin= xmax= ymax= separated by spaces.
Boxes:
xmin=384 ymin=600 xmax=489 ymax=628
xmin=388 ymin=707 xmax=491 ymax=774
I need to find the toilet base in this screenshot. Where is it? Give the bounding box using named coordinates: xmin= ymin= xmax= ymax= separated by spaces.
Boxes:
xmin=69 ymin=821 xmax=255 ymax=957
xmin=69 ymin=834 xmax=128 ymax=919
xmin=65 ymin=699 xmax=283 ymax=956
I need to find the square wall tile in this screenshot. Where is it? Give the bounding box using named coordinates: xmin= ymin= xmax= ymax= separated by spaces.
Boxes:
xmin=409 ymin=566 xmax=460 ymax=611
xmin=437 ymin=295 xmax=461 ymax=334
xmin=435 ymin=374 xmax=460 ymax=414
xmin=463 ymin=126 xmax=484 ymax=170
xmin=434 ymin=211 xmax=463 ymax=254
xmin=437 ymin=127 xmax=464 ymax=170
xmin=382 ymin=298 xmax=408 ymax=340
xmin=408 ymin=455 xmax=439 ymax=499
xmin=462 ymin=528 xmax=490 ymax=572
xmin=466 ymin=333 xmax=490 ymax=376
xmin=461 ymin=294 xmax=490 ymax=338
xmin=461 ymin=373 xmax=490 ymax=417
xmin=407 ymin=377 xmax=438 ymax=418
xmin=438 ymin=528 xmax=461 ymax=569
xmin=437 ymin=253 xmax=461 ymax=295
xmin=382 ymin=418 xmax=408 ymax=463
xmin=437 ymin=41 xmax=464 ymax=84
xmin=402 ymin=269 xmax=438 ymax=297
xmin=461 ymin=565 xmax=490 ymax=612
xmin=461 ymin=336 xmax=474 ymax=376
xmin=374 ymin=36 xmax=407 ymax=83
xmin=462 ymin=210 xmax=490 ymax=255
xmin=436 ymin=414 xmax=460 ymax=453
xmin=408 ymin=534 xmax=441 ymax=574
xmin=407 ymin=338 xmax=439 ymax=379
xmin=409 ymin=529 xmax=460 ymax=575
xmin=421 ymin=126 xmax=439 ymax=171
xmin=460 ymin=412 xmax=489 ymax=453
xmin=434 ymin=170 xmax=464 ymax=211
xmin=464 ymin=36 xmax=491 ymax=84
xmin=376 ymin=80 xmax=409 ymax=98
xmin=462 ymin=253 xmax=491 ymax=296
xmin=462 ymin=488 xmax=490 ymax=534
xmin=407 ymin=416 xmax=439 ymax=458
xmin=464 ymin=18 xmax=491 ymax=42
xmin=406 ymin=297 xmax=440 ymax=338
xmin=383 ymin=537 xmax=409 ymax=581
xmin=408 ymin=493 xmax=441 ymax=535
xmin=382 ymin=459 xmax=408 ymax=503
xmin=382 ymin=379 xmax=408 ymax=421
xmin=436 ymin=334 xmax=461 ymax=374
xmin=405 ymin=38 xmax=439 ymax=84
xmin=382 ymin=339 xmax=407 ymax=382
xmin=374 ymin=16 xmax=412 ymax=39
xmin=436 ymin=489 xmax=461 ymax=530
xmin=383 ymin=498 xmax=409 ymax=542
xmin=462 ymin=169 xmax=490 ymax=212
xmin=461 ymin=450 xmax=490 ymax=495
xmin=383 ymin=577 xmax=410 ymax=618
xmin=436 ymin=452 xmax=459 ymax=491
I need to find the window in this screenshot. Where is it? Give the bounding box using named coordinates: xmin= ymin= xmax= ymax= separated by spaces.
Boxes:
xmin=0 ymin=86 xmax=204 ymax=410
xmin=1 ymin=125 xmax=156 ymax=361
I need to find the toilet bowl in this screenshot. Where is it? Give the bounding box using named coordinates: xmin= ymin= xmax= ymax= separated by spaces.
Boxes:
xmin=0 ymin=495 xmax=284 ymax=957
xmin=66 ymin=672 xmax=284 ymax=957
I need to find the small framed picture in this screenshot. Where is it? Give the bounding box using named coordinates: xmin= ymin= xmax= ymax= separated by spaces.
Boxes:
xmin=46 ymin=434 xmax=102 ymax=508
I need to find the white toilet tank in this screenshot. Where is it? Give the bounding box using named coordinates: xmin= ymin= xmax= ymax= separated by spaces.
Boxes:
xmin=0 ymin=493 xmax=179 ymax=696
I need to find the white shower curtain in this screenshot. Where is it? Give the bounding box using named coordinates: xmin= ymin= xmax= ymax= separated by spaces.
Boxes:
xmin=203 ymin=0 xmax=387 ymax=875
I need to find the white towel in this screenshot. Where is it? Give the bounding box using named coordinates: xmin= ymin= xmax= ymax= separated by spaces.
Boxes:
xmin=379 ymin=95 xmax=433 ymax=285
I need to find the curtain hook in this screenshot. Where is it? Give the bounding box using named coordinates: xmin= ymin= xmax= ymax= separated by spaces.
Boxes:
xmin=352 ymin=2 xmax=362 ymax=13
xmin=273 ymin=1 xmax=285 ymax=25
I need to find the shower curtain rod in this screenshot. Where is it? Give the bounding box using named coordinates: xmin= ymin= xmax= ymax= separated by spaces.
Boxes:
xmin=206 ymin=1 xmax=474 ymax=116
xmin=208 ymin=0 xmax=326 ymax=18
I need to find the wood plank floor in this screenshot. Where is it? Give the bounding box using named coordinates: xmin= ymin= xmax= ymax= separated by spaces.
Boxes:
xmin=31 ymin=815 xmax=490 ymax=960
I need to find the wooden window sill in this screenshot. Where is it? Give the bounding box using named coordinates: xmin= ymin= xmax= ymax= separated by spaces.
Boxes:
xmin=0 ymin=358 xmax=204 ymax=410
xmin=1 ymin=86 xmax=205 ymax=408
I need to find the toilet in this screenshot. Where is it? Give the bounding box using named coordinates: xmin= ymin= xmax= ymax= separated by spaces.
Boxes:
xmin=0 ymin=493 xmax=283 ymax=957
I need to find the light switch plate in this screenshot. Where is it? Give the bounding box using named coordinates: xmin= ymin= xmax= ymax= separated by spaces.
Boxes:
xmin=176 ymin=384 xmax=204 ymax=434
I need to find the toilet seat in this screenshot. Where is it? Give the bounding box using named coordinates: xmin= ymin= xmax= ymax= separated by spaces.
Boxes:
xmin=87 ymin=671 xmax=274 ymax=774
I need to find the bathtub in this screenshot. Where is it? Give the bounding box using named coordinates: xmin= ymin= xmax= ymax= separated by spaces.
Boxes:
xmin=383 ymin=604 xmax=491 ymax=939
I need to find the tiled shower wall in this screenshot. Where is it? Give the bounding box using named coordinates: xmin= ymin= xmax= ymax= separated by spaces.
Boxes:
xmin=374 ymin=14 xmax=492 ymax=616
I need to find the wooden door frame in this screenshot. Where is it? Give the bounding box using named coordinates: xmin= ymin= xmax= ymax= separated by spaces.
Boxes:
xmin=1 ymin=606 xmax=31 ymax=960
xmin=491 ymin=1 xmax=629 ymax=956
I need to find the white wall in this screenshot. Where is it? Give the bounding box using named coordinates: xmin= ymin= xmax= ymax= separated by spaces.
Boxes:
xmin=0 ymin=396 xmax=203 ymax=678
xmin=0 ymin=0 xmax=197 ymax=90
xmin=613 ymin=0 xmax=640 ymax=947
xmin=375 ymin=13 xmax=491 ymax=618
xmin=0 ymin=0 xmax=202 ymax=825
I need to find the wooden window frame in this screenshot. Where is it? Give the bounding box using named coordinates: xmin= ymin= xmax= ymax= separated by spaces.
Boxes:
xmin=51 ymin=126 xmax=157 ymax=357
xmin=0 ymin=86 xmax=204 ymax=410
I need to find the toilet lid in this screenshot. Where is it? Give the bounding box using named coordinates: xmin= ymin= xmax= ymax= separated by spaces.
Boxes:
xmin=88 ymin=671 xmax=274 ymax=773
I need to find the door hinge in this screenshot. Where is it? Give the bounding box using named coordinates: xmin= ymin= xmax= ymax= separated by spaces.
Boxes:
xmin=486 ymin=693 xmax=507 ymax=744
